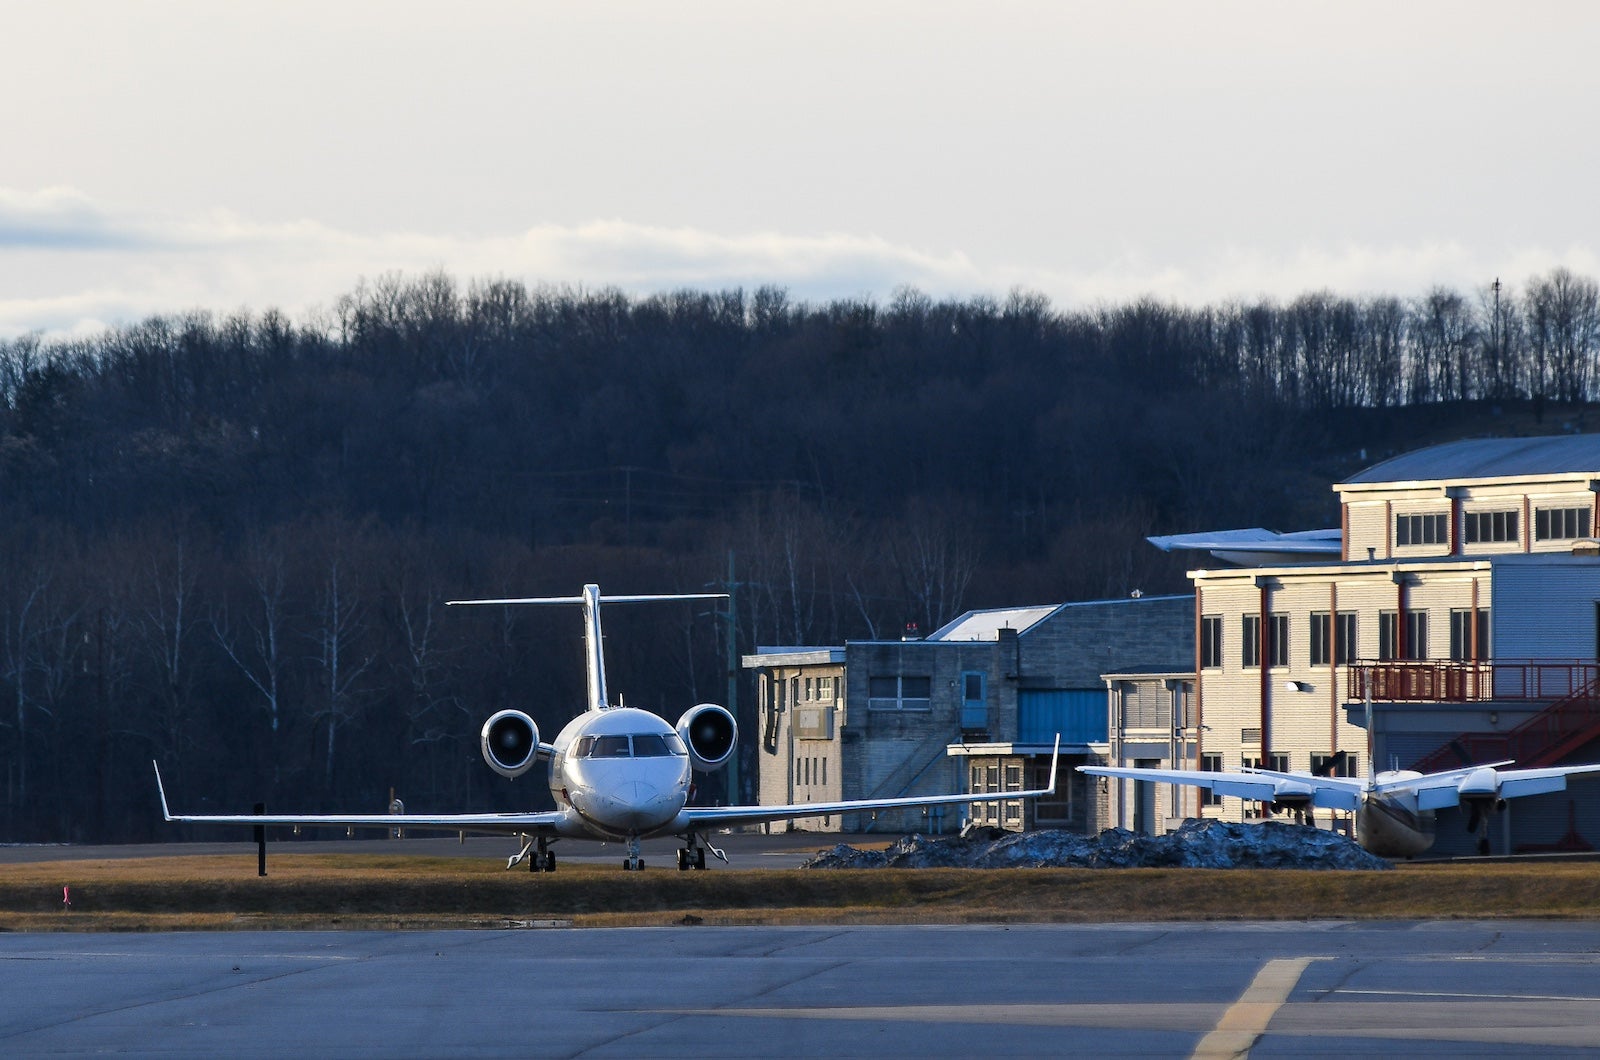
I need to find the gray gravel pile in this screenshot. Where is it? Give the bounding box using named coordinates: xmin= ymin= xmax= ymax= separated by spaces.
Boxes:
xmin=802 ymin=818 xmax=1392 ymax=870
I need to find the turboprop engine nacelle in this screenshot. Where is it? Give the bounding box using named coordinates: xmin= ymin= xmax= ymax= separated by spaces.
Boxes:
xmin=481 ymin=709 xmax=540 ymax=779
xmin=678 ymin=703 xmax=737 ymax=771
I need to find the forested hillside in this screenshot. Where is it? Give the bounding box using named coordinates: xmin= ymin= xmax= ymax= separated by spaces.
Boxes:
xmin=3 ymin=268 xmax=1598 ymax=841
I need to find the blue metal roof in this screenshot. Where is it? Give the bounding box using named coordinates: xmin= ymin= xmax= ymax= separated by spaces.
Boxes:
xmin=1341 ymin=434 xmax=1600 ymax=485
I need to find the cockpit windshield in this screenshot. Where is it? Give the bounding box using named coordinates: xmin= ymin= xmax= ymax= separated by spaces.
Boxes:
xmin=574 ymin=733 xmax=688 ymax=758
xmin=632 ymin=733 xmax=686 ymax=757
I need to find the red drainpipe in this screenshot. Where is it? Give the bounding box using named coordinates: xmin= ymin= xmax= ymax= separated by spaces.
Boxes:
xmin=1258 ymin=579 xmax=1271 ymax=763
xmin=1395 ymin=574 xmax=1409 ymax=660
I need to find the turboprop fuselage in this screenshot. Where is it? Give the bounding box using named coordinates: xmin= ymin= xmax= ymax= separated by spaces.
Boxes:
xmin=1353 ymin=773 xmax=1438 ymax=858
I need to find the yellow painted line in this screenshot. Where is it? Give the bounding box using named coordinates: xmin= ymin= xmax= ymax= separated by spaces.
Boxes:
xmin=1191 ymin=957 xmax=1317 ymax=1060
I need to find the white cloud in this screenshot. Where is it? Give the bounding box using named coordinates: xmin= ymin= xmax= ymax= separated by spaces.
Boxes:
xmin=3 ymin=188 xmax=1598 ymax=339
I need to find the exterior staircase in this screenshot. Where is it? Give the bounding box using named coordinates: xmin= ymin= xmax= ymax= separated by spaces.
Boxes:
xmin=1412 ymin=674 xmax=1600 ymax=773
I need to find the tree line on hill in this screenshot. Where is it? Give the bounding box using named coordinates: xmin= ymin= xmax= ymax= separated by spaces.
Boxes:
xmin=1 ymin=267 xmax=1596 ymax=841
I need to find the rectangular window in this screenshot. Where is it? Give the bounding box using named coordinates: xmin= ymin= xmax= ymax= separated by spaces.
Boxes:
xmin=1335 ymin=612 xmax=1357 ymax=664
xmin=1201 ymin=752 xmax=1223 ymax=806
xmin=1241 ymin=614 xmax=1261 ymax=668
xmin=1378 ymin=611 xmax=1398 ymax=661
xmin=804 ymin=677 xmax=813 ymax=701
xmin=1312 ymin=751 xmax=1359 ymax=778
xmin=1241 ymin=756 xmax=1264 ymax=818
xmin=1449 ymin=609 xmax=1490 ymax=661
xmin=1200 ymin=615 xmax=1223 ymax=669
xmin=1267 ymin=753 xmax=1289 ymax=773
xmin=867 ymin=675 xmax=932 ymax=710
xmin=1405 ymin=610 xmax=1428 ymax=660
xmin=962 ymin=672 xmax=985 ymax=701
xmin=821 ymin=758 xmax=827 ymax=786
xmin=1310 ymin=612 xmax=1331 ymax=667
xmin=1395 ymin=512 xmax=1448 ymax=546
xmin=1267 ymin=614 xmax=1289 ymax=667
xmin=1536 ymin=506 xmax=1591 ymax=540
xmin=1464 ymin=510 xmax=1519 ymax=544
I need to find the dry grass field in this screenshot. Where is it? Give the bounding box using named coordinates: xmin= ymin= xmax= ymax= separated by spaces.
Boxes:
xmin=4 ymin=854 xmax=1600 ymax=931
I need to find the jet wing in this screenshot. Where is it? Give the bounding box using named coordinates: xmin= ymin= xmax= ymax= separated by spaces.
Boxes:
xmin=1078 ymin=765 xmax=1364 ymax=811
xmin=1374 ymin=762 xmax=1600 ymax=811
xmin=154 ymin=762 xmax=561 ymax=836
xmin=682 ymin=735 xmax=1060 ymax=831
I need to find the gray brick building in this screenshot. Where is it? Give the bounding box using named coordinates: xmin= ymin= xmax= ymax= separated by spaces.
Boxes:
xmin=744 ymin=594 xmax=1193 ymax=833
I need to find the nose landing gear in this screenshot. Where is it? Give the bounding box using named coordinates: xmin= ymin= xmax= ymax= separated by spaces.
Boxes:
xmin=623 ymin=835 xmax=644 ymax=871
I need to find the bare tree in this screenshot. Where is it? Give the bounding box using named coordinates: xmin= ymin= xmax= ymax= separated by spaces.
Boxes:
xmin=1526 ymin=268 xmax=1600 ymax=404
xmin=305 ymin=551 xmax=374 ymax=789
xmin=211 ymin=534 xmax=292 ymax=740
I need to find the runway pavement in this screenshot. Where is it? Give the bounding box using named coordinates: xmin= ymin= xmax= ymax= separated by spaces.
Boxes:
xmin=4 ymin=921 xmax=1600 ymax=1056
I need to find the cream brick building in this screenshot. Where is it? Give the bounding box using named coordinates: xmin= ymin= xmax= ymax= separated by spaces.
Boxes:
xmin=1118 ymin=435 xmax=1600 ymax=856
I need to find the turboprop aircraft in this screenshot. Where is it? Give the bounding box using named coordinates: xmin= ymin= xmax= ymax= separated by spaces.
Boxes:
xmin=1078 ymin=758 xmax=1600 ymax=858
xmin=157 ymin=584 xmax=1059 ymax=871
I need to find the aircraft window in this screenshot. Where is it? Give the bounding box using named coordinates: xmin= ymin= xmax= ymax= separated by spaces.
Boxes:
xmin=664 ymin=732 xmax=687 ymax=756
xmin=574 ymin=736 xmax=596 ymax=758
xmin=631 ymin=734 xmax=676 ymax=757
xmin=590 ymin=735 xmax=632 ymax=758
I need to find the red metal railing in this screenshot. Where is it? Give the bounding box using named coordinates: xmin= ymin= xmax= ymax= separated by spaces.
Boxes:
xmin=1347 ymin=659 xmax=1600 ymax=703
xmin=1350 ymin=660 xmax=1600 ymax=773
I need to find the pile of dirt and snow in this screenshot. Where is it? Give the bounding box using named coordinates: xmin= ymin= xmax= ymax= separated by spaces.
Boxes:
xmin=801 ymin=819 xmax=1392 ymax=871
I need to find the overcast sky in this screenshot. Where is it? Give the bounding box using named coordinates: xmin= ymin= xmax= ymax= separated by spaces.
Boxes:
xmin=4 ymin=2 xmax=1597 ymax=337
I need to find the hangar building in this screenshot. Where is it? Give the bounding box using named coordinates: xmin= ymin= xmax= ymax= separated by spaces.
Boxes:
xmin=1094 ymin=434 xmax=1600 ymax=856
xmin=743 ymin=594 xmax=1192 ymax=834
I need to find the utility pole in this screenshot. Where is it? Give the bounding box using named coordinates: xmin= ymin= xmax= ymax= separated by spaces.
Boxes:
xmin=713 ymin=551 xmax=744 ymax=803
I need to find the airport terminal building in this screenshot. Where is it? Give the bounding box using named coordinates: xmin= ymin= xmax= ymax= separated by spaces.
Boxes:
xmin=743 ymin=595 xmax=1192 ymax=834
xmin=1097 ymin=434 xmax=1600 ymax=856
xmin=747 ymin=435 xmax=1600 ymax=856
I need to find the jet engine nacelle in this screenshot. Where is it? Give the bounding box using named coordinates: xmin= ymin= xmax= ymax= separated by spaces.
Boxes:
xmin=481 ymin=709 xmax=540 ymax=779
xmin=677 ymin=703 xmax=737 ymax=771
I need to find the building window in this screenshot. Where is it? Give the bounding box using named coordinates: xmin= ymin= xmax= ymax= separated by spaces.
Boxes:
xmin=1405 ymin=611 xmax=1428 ymax=660
xmin=1201 ymin=752 xmax=1223 ymax=806
xmin=963 ymin=672 xmax=985 ymax=701
xmin=1335 ymin=612 xmax=1357 ymax=664
xmin=1267 ymin=614 xmax=1289 ymax=667
xmin=817 ymin=675 xmax=834 ymax=701
xmin=1310 ymin=612 xmax=1331 ymax=667
xmin=1312 ymin=752 xmax=1358 ymax=778
xmin=1464 ymin=510 xmax=1518 ymax=544
xmin=1267 ymin=753 xmax=1289 ymax=773
xmin=1536 ymin=506 xmax=1591 ymax=540
xmin=1200 ymin=615 xmax=1222 ymax=669
xmin=1378 ymin=611 xmax=1398 ymax=661
xmin=1449 ymin=609 xmax=1490 ymax=661
xmin=1242 ymin=756 xmax=1265 ymax=818
xmin=821 ymin=758 xmax=827 ymax=786
xmin=1395 ymin=512 xmax=1448 ymax=546
xmin=867 ymin=675 xmax=932 ymax=710
xmin=1241 ymin=615 xmax=1261 ymax=668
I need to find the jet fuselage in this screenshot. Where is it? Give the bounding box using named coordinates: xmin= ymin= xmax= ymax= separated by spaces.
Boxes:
xmin=547 ymin=707 xmax=693 ymax=841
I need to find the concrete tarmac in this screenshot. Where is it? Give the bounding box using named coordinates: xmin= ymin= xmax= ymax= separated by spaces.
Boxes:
xmin=0 ymin=830 xmax=852 ymax=870
xmin=5 ymin=921 xmax=1600 ymax=1056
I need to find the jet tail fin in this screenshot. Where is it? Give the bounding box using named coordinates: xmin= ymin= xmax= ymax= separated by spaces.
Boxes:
xmin=448 ymin=584 xmax=727 ymax=712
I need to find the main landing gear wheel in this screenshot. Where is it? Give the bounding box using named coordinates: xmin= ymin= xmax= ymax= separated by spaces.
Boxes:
xmin=678 ymin=834 xmax=721 ymax=870
xmin=510 ymin=836 xmax=559 ymax=872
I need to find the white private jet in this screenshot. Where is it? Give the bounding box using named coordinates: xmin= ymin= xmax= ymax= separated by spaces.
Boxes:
xmin=1079 ymin=757 xmax=1600 ymax=858
xmin=157 ymin=584 xmax=1059 ymax=871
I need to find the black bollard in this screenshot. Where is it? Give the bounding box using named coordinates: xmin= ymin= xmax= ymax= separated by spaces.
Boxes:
xmin=254 ymin=803 xmax=267 ymax=877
